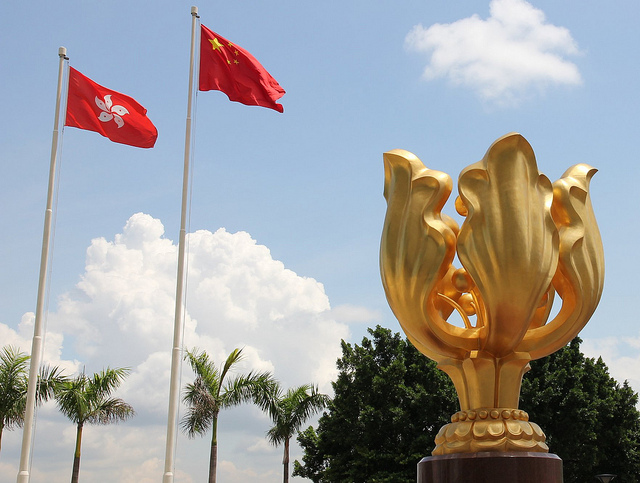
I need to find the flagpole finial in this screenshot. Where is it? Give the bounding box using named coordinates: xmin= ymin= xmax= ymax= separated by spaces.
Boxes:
xmin=191 ymin=6 xmax=198 ymax=15
xmin=58 ymin=46 xmax=67 ymax=58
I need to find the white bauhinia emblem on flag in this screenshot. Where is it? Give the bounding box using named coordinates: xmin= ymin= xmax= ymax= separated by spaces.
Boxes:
xmin=95 ymin=95 xmax=129 ymax=128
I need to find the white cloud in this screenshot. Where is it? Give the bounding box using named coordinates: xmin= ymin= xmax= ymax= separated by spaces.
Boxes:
xmin=120 ymin=351 xmax=172 ymax=416
xmin=331 ymin=304 xmax=382 ymax=324
xmin=1 ymin=213 xmax=357 ymax=482
xmin=405 ymin=0 xmax=582 ymax=105
xmin=247 ymin=437 xmax=277 ymax=454
xmin=582 ymin=336 xmax=640 ymax=398
xmin=0 ymin=314 xmax=79 ymax=376
xmin=0 ymin=463 xmax=17 ymax=482
xmin=115 ymin=457 xmax=193 ymax=483
xmin=0 ymin=318 xmax=33 ymax=352
xmin=217 ymin=458 xmax=284 ymax=483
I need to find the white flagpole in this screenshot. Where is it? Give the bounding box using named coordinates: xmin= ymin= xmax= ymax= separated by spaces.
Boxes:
xmin=17 ymin=46 xmax=68 ymax=483
xmin=163 ymin=6 xmax=199 ymax=483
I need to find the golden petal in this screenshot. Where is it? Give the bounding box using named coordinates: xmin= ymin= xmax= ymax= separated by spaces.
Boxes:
xmin=381 ymin=150 xmax=476 ymax=360
xmin=457 ymin=133 xmax=558 ymax=356
xmin=519 ymin=164 xmax=605 ymax=358
xmin=506 ymin=420 xmax=523 ymax=437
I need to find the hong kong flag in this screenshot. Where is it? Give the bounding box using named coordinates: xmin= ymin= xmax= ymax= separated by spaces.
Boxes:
xmin=65 ymin=67 xmax=158 ymax=148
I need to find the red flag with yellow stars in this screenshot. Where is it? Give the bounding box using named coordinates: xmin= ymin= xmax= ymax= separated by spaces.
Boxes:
xmin=199 ymin=25 xmax=285 ymax=113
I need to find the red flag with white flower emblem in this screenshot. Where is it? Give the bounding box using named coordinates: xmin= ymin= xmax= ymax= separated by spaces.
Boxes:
xmin=65 ymin=67 xmax=158 ymax=148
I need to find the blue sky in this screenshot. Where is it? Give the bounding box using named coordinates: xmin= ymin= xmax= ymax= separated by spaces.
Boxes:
xmin=1 ymin=0 xmax=639 ymax=481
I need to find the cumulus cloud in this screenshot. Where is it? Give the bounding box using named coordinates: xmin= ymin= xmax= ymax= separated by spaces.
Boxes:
xmin=1 ymin=213 xmax=369 ymax=482
xmin=331 ymin=304 xmax=382 ymax=324
xmin=405 ymin=0 xmax=582 ymax=105
xmin=582 ymin=336 xmax=640 ymax=398
xmin=218 ymin=460 xmax=279 ymax=483
xmin=0 ymin=313 xmax=79 ymax=376
xmin=43 ymin=213 xmax=350 ymax=392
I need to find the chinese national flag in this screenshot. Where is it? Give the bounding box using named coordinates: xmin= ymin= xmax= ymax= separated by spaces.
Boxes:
xmin=199 ymin=25 xmax=285 ymax=113
xmin=65 ymin=67 xmax=158 ymax=148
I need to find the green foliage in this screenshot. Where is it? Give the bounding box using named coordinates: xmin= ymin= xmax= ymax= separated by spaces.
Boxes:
xmin=293 ymin=326 xmax=457 ymax=482
xmin=520 ymin=337 xmax=640 ymax=483
xmin=0 ymin=346 xmax=30 ymax=435
xmin=181 ymin=347 xmax=276 ymax=439
xmin=181 ymin=347 xmax=277 ymax=483
xmin=266 ymin=384 xmax=330 ymax=447
xmin=294 ymin=328 xmax=640 ymax=483
xmin=266 ymin=384 xmax=330 ymax=483
xmin=55 ymin=366 xmax=133 ymax=483
xmin=0 ymin=345 xmax=66 ymax=453
xmin=55 ymin=367 xmax=134 ymax=426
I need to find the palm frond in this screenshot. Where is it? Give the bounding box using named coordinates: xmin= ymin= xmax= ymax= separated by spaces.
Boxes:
xmin=180 ymin=347 xmax=278 ymax=444
xmin=182 ymin=377 xmax=218 ymax=421
xmin=180 ymin=357 xmax=225 ymax=439
xmin=219 ymin=347 xmax=244 ymax=384
xmin=180 ymin=402 xmax=215 ymax=438
xmin=55 ymin=374 xmax=90 ymax=424
xmin=266 ymin=384 xmax=330 ymax=447
xmin=184 ymin=348 xmax=221 ymax=393
xmin=0 ymin=346 xmax=30 ymax=375
xmin=87 ymin=367 xmax=130 ymax=400
xmin=54 ymin=367 xmax=132 ymax=426
xmin=36 ymin=364 xmax=67 ymax=404
xmin=86 ymin=397 xmax=135 ymax=425
xmin=0 ymin=346 xmax=30 ymax=429
xmin=221 ymin=371 xmax=278 ymax=411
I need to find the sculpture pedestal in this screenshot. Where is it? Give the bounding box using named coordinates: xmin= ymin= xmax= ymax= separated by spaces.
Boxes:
xmin=417 ymin=452 xmax=562 ymax=483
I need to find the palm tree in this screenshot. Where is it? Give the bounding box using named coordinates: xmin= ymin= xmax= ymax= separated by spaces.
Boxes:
xmin=266 ymin=384 xmax=330 ymax=483
xmin=55 ymin=367 xmax=134 ymax=483
xmin=0 ymin=345 xmax=65 ymax=455
xmin=181 ymin=347 xmax=277 ymax=483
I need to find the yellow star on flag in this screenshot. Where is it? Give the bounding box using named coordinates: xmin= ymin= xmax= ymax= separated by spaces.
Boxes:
xmin=209 ymin=38 xmax=224 ymax=51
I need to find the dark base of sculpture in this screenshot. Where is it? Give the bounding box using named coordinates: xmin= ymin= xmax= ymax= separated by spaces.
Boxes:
xmin=417 ymin=452 xmax=563 ymax=483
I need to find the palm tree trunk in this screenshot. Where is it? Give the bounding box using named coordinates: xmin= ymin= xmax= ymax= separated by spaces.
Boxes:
xmin=283 ymin=437 xmax=290 ymax=483
xmin=209 ymin=415 xmax=218 ymax=483
xmin=71 ymin=423 xmax=83 ymax=483
xmin=0 ymin=421 xmax=4 ymax=454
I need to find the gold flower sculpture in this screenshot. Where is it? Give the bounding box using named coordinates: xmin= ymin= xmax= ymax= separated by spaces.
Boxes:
xmin=380 ymin=133 xmax=604 ymax=455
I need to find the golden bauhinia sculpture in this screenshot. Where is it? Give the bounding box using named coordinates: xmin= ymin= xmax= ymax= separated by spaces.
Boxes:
xmin=380 ymin=133 xmax=604 ymax=455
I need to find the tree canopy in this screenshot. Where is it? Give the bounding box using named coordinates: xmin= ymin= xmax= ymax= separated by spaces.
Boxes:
xmin=294 ymin=326 xmax=640 ymax=483
xmin=266 ymin=383 xmax=330 ymax=483
xmin=181 ymin=347 xmax=277 ymax=483
xmin=294 ymin=326 xmax=457 ymax=482
xmin=0 ymin=345 xmax=65 ymax=455
xmin=519 ymin=337 xmax=640 ymax=482
xmin=55 ymin=367 xmax=134 ymax=483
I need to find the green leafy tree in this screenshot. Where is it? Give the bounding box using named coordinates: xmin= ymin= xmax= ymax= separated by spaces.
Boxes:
xmin=520 ymin=337 xmax=640 ymax=483
xmin=295 ymin=327 xmax=640 ymax=483
xmin=55 ymin=367 xmax=134 ymax=483
xmin=266 ymin=384 xmax=330 ymax=483
xmin=0 ymin=345 xmax=65 ymax=455
xmin=293 ymin=326 xmax=457 ymax=482
xmin=181 ymin=347 xmax=277 ymax=483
